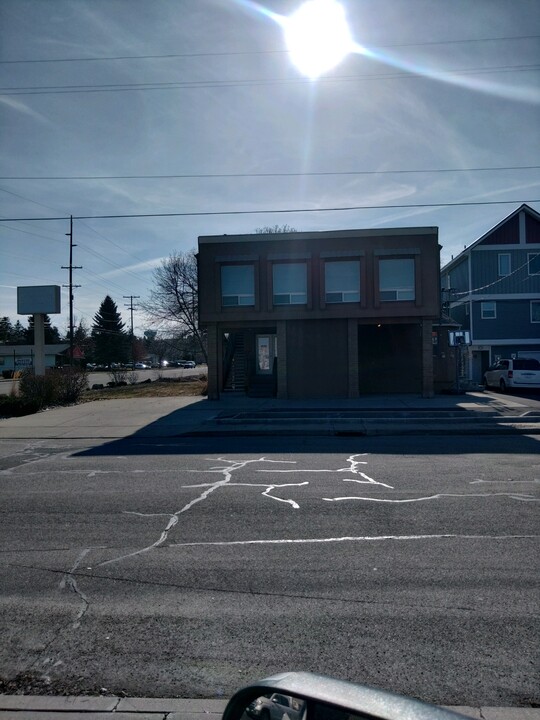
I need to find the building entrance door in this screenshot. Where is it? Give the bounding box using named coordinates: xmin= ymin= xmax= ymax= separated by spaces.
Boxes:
xmin=256 ymin=334 xmax=276 ymax=375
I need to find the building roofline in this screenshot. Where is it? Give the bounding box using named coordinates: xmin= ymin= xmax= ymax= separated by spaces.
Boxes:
xmin=0 ymin=343 xmax=69 ymax=355
xmin=441 ymin=203 xmax=540 ymax=273
xmin=199 ymin=226 xmax=438 ymax=244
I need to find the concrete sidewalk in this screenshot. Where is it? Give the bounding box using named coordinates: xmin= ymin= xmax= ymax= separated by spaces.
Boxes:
xmin=0 ymin=391 xmax=539 ymax=439
xmin=0 ymin=695 xmax=538 ymax=719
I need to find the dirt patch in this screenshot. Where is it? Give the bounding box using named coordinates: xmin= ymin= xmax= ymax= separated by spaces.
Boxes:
xmin=82 ymin=376 xmax=208 ymax=401
xmin=0 ymin=671 xmax=117 ymax=696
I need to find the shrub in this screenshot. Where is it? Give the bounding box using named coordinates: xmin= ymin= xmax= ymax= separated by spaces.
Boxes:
xmin=0 ymin=395 xmax=40 ymax=418
xmin=18 ymin=367 xmax=88 ymax=409
xmin=109 ymin=368 xmax=128 ymax=385
xmin=18 ymin=371 xmax=60 ymax=409
xmin=56 ymin=367 xmax=89 ymax=403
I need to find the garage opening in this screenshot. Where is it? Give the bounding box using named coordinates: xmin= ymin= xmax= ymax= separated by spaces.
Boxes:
xmin=358 ymin=324 xmax=422 ymax=394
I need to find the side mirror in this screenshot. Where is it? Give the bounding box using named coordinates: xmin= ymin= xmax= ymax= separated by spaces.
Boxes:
xmin=223 ymin=672 xmax=470 ymax=720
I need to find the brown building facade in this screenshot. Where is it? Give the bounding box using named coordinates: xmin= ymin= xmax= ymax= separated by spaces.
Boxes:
xmin=198 ymin=227 xmax=441 ymax=399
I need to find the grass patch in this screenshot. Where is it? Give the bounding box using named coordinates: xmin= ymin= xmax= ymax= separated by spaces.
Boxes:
xmin=83 ymin=375 xmax=208 ymax=401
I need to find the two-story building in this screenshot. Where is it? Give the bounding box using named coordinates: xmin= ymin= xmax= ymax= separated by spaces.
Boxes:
xmin=440 ymin=204 xmax=540 ymax=384
xmin=198 ymin=226 xmax=441 ymax=399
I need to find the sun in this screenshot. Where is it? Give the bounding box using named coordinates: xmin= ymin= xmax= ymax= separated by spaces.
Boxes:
xmin=283 ymin=0 xmax=353 ymax=79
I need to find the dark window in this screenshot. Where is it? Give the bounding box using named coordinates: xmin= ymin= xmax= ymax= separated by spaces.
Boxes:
xmin=528 ymin=253 xmax=540 ymax=275
xmin=221 ymin=265 xmax=255 ymax=307
xmin=498 ymin=253 xmax=511 ymax=276
xmin=273 ymin=263 xmax=307 ymax=305
xmin=481 ymin=301 xmax=496 ymax=319
xmin=379 ymin=258 xmax=415 ymax=301
xmin=513 ymin=358 xmax=540 ymax=370
xmin=324 ymin=260 xmax=360 ymax=303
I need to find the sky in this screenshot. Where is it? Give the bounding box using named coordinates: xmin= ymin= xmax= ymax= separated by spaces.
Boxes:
xmin=1 ymin=0 xmax=539 ymax=337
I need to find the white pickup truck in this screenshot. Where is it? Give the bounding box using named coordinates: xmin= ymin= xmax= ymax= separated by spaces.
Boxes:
xmin=483 ymin=357 xmax=540 ymax=392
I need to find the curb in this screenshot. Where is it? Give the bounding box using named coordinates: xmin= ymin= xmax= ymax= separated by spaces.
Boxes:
xmin=0 ymin=696 xmax=539 ymax=719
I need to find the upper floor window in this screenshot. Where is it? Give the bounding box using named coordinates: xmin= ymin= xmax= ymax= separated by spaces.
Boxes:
xmin=273 ymin=262 xmax=307 ymax=305
xmin=221 ymin=265 xmax=255 ymax=307
xmin=531 ymin=300 xmax=540 ymax=323
xmin=498 ymin=253 xmax=511 ymax=276
xmin=379 ymin=258 xmax=415 ymax=301
xmin=481 ymin=301 xmax=496 ymax=319
xmin=528 ymin=253 xmax=540 ymax=275
xmin=325 ymin=260 xmax=360 ymax=303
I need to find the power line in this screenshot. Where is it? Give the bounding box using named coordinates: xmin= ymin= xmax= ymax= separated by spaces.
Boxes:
xmin=1 ymin=34 xmax=538 ymax=64
xmin=2 ymin=63 xmax=537 ymax=96
xmin=1 ymin=165 xmax=537 ymax=181
xmin=1 ymin=198 xmax=539 ymax=223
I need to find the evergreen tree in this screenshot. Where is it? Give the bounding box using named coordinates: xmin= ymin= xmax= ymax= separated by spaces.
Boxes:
xmin=25 ymin=315 xmax=61 ymax=344
xmin=73 ymin=320 xmax=95 ymax=361
xmin=11 ymin=320 xmax=27 ymax=345
xmin=0 ymin=317 xmax=13 ymax=344
xmin=91 ymin=296 xmax=129 ymax=365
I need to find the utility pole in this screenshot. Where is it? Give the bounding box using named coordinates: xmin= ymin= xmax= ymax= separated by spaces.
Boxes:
xmin=123 ymin=295 xmax=140 ymax=367
xmin=61 ymin=216 xmax=82 ymax=366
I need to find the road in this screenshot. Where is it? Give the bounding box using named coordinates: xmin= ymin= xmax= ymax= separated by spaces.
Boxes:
xmin=0 ymin=433 xmax=538 ymax=705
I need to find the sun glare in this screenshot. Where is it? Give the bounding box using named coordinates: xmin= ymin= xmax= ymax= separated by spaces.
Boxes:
xmin=284 ymin=0 xmax=353 ymax=79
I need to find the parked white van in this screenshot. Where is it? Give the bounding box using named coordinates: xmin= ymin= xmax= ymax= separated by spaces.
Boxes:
xmin=483 ymin=358 xmax=540 ymax=392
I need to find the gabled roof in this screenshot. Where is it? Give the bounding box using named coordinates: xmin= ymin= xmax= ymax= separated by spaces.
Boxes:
xmin=441 ymin=203 xmax=540 ymax=273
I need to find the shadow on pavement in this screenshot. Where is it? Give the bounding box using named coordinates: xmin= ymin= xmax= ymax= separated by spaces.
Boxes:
xmin=73 ymin=395 xmax=540 ymax=458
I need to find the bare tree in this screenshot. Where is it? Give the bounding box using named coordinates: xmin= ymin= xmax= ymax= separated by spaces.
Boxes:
xmin=255 ymin=224 xmax=297 ymax=234
xmin=144 ymin=250 xmax=207 ymax=363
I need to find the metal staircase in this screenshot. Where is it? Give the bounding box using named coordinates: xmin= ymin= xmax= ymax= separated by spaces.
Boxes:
xmin=223 ymin=333 xmax=247 ymax=391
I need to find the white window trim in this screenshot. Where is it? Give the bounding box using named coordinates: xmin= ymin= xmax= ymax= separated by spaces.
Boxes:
xmin=221 ymin=293 xmax=255 ymax=307
xmin=273 ymin=292 xmax=306 ymax=305
xmin=531 ymin=300 xmax=540 ymax=323
xmin=481 ymin=301 xmax=497 ymax=319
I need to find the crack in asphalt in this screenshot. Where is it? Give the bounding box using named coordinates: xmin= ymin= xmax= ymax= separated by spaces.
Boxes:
xmin=12 ymin=560 xmax=534 ymax=615
xmin=59 ymin=549 xmax=92 ymax=629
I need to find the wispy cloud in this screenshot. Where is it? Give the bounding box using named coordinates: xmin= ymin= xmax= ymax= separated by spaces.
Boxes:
xmin=101 ymin=257 xmax=164 ymax=279
xmin=0 ymin=96 xmax=51 ymax=124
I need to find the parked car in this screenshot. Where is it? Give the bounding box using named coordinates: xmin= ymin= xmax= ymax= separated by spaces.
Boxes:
xmin=246 ymin=693 xmax=305 ymax=720
xmin=182 ymin=360 xmax=196 ymax=368
xmin=483 ymin=357 xmax=540 ymax=392
xmin=134 ymin=362 xmax=150 ymax=370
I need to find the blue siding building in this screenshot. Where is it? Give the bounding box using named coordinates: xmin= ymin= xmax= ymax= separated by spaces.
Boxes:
xmin=440 ymin=204 xmax=540 ymax=383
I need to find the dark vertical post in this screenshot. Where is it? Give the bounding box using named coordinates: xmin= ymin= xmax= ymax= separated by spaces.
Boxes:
xmin=62 ymin=216 xmax=82 ymax=366
xmin=123 ymin=295 xmax=140 ymax=368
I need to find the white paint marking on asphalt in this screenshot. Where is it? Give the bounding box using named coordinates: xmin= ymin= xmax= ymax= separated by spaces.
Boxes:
xmin=168 ymin=534 xmax=538 ymax=548
xmin=59 ymin=548 xmax=91 ymax=628
xmin=470 ymin=478 xmax=540 ymax=484
xmin=123 ymin=511 xmax=174 ymax=518
xmin=253 ymin=454 xmax=393 ymax=489
xmin=322 ymin=492 xmax=539 ymax=504
xmin=181 ymin=480 xmax=309 ymax=507
xmin=94 ymin=457 xmax=294 ymax=567
xmin=343 ymin=473 xmax=393 ymax=489
xmin=261 ymin=483 xmax=309 ymax=508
